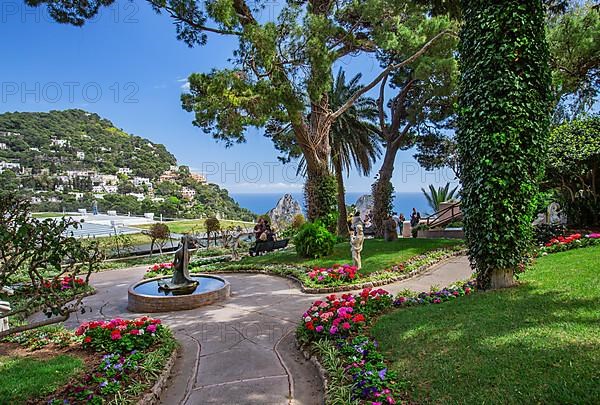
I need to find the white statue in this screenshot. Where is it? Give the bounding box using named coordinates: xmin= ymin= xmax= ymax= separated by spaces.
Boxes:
xmin=350 ymin=224 xmax=365 ymax=270
xmin=0 ymin=300 xmax=11 ymax=332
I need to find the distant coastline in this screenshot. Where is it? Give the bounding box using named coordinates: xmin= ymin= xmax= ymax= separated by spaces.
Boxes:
xmin=231 ymin=192 xmax=431 ymax=217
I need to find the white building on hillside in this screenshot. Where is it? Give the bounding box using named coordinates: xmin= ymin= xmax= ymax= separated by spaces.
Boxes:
xmin=132 ymin=176 xmax=152 ymax=187
xmin=76 ymin=151 xmax=85 ymax=160
xmin=0 ymin=143 xmax=7 ymax=150
xmin=0 ymin=161 xmax=20 ymax=173
xmin=51 ymin=139 xmax=68 ymax=147
xmin=118 ymin=167 xmax=132 ymax=175
xmin=127 ymin=193 xmax=146 ymax=201
xmin=181 ymin=187 xmax=196 ymax=200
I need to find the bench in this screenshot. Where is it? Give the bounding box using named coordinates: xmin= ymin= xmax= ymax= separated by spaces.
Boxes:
xmin=249 ymin=238 xmax=289 ymax=256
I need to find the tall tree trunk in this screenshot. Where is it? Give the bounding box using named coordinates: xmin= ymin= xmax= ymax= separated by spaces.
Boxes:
xmin=486 ymin=268 xmax=516 ymax=289
xmin=333 ymin=155 xmax=349 ymax=237
xmin=293 ymin=100 xmax=337 ymax=225
xmin=372 ymin=144 xmax=400 ymax=237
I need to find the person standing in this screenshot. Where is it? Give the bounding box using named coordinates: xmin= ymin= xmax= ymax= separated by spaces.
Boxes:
xmin=92 ymin=199 xmax=98 ymax=215
xmin=392 ymin=212 xmax=400 ymax=238
xmin=398 ymin=213 xmax=405 ymax=236
xmin=410 ymin=208 xmax=419 ymax=227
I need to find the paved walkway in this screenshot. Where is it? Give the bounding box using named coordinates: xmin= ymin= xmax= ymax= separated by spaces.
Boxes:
xmin=55 ymin=255 xmax=472 ymax=405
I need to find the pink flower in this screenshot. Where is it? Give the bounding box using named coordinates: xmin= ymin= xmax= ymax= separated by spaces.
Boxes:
xmin=146 ymin=324 xmax=157 ymax=333
xmin=110 ymin=330 xmax=122 ymax=340
xmin=329 ymin=326 xmax=338 ymax=335
xmin=315 ymin=325 xmax=324 ymax=333
xmin=342 ymin=322 xmax=351 ymax=330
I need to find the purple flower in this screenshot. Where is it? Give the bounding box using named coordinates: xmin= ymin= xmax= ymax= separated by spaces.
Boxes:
xmin=378 ymin=368 xmax=387 ymax=380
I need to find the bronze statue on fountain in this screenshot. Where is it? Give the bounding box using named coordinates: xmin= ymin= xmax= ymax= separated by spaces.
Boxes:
xmin=158 ymin=235 xmax=199 ymax=295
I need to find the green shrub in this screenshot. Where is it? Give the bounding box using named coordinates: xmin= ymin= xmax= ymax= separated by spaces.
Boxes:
xmin=293 ymin=221 xmax=336 ymax=258
xmin=291 ymin=213 xmax=305 ymax=229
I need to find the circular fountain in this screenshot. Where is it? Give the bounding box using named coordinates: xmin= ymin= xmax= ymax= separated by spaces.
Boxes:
xmin=128 ymin=274 xmax=230 ymax=313
xmin=127 ymin=235 xmax=230 ymax=313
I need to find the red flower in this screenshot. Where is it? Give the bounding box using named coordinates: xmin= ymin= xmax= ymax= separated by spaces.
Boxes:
xmin=110 ymin=330 xmax=122 ymax=340
xmin=84 ymin=336 xmax=92 ymax=343
xmin=352 ymin=314 xmax=365 ymax=323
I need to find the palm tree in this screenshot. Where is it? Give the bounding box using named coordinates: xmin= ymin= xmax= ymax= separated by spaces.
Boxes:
xmin=281 ymin=69 xmax=380 ymax=236
xmin=421 ymin=183 xmax=460 ymax=213
xmin=329 ymin=68 xmax=381 ymax=236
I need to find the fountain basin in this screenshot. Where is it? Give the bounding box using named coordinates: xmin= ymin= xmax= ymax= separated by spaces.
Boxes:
xmin=128 ymin=274 xmax=230 ymax=313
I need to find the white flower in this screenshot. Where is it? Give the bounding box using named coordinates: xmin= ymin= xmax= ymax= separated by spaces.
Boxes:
xmin=304 ymin=316 xmax=312 ymax=323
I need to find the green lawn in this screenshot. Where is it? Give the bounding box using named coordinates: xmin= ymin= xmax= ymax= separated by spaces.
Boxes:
xmin=240 ymin=238 xmax=461 ymax=274
xmin=0 ymin=354 xmax=84 ymax=403
xmin=31 ymin=212 xmax=64 ymax=218
xmin=134 ymin=219 xmax=254 ymax=234
xmin=372 ymin=246 xmax=600 ymax=404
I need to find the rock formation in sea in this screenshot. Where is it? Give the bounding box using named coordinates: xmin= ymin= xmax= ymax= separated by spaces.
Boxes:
xmin=354 ymin=194 xmax=374 ymax=220
xmin=267 ymin=194 xmax=303 ymax=229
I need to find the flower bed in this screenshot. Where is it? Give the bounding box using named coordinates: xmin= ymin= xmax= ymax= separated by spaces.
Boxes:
xmin=76 ymin=317 xmax=164 ymax=353
xmin=2 ymin=278 xmax=95 ymax=323
xmin=307 ymin=264 xmax=358 ymax=285
xmin=2 ymin=325 xmax=79 ymax=350
xmin=340 ymin=336 xmax=401 ymax=404
xmin=393 ymin=281 xmax=476 ymax=307
xmin=144 ymin=262 xmax=174 ymax=279
xmin=47 ymin=317 xmax=177 ymax=404
xmin=198 ymin=245 xmax=465 ymax=293
xmin=41 ymin=275 xmax=87 ymax=291
xmin=540 ymin=233 xmax=600 ymax=254
xmin=298 ymin=281 xmax=478 ymax=404
xmin=144 ymin=256 xmax=232 ymax=279
xmin=301 ymin=288 xmax=392 ymax=339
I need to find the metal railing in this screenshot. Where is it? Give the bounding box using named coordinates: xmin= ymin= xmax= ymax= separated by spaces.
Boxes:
xmin=425 ymin=202 xmax=462 ymax=229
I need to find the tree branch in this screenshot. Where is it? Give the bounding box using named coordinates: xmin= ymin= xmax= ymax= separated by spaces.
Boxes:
xmin=148 ymin=0 xmax=243 ymax=36
xmin=389 ymin=79 xmax=416 ymax=135
xmin=377 ymin=73 xmax=389 ymax=139
xmin=330 ymin=29 xmax=455 ymax=121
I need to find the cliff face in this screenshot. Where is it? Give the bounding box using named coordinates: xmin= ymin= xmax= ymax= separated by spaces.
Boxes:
xmin=354 ymin=194 xmax=373 ymax=220
xmin=267 ymin=194 xmax=302 ymax=228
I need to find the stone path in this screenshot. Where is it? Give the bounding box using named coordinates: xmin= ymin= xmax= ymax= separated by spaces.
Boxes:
xmin=56 ymin=255 xmax=472 ymax=405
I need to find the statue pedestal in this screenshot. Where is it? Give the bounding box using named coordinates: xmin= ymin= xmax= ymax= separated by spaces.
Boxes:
xmin=402 ymin=221 xmax=412 ymax=238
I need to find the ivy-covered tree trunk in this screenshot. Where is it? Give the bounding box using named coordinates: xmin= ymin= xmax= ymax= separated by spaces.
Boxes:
xmin=457 ymin=0 xmax=551 ymax=290
xmin=296 ymin=101 xmax=338 ymax=226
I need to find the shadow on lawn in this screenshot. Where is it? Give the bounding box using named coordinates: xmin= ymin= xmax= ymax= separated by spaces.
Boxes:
xmin=374 ymin=282 xmax=600 ymax=404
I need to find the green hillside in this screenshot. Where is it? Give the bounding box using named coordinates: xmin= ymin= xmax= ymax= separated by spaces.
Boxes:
xmin=0 ymin=109 xmax=255 ymax=221
xmin=0 ymin=109 xmax=175 ymax=178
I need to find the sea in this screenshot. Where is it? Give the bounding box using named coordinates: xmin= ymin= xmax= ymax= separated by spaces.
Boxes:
xmin=230 ymin=192 xmax=431 ymax=217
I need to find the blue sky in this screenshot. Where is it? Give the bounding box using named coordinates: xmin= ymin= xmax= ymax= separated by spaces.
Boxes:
xmin=0 ymin=0 xmax=457 ymax=193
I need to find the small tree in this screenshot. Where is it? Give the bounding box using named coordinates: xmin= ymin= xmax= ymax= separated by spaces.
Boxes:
xmin=204 ymin=217 xmax=221 ymax=248
xmin=0 ymin=195 xmax=103 ymax=338
xmin=291 ymin=214 xmax=306 ymax=230
xmin=457 ymin=0 xmax=551 ymax=290
xmin=546 ymin=116 xmax=600 ymax=225
xmin=143 ymin=223 xmax=171 ymax=256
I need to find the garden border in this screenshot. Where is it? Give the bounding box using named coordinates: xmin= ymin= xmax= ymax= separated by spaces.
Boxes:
xmin=201 ymin=248 xmax=467 ymax=294
xmin=137 ymin=342 xmax=181 ymax=405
